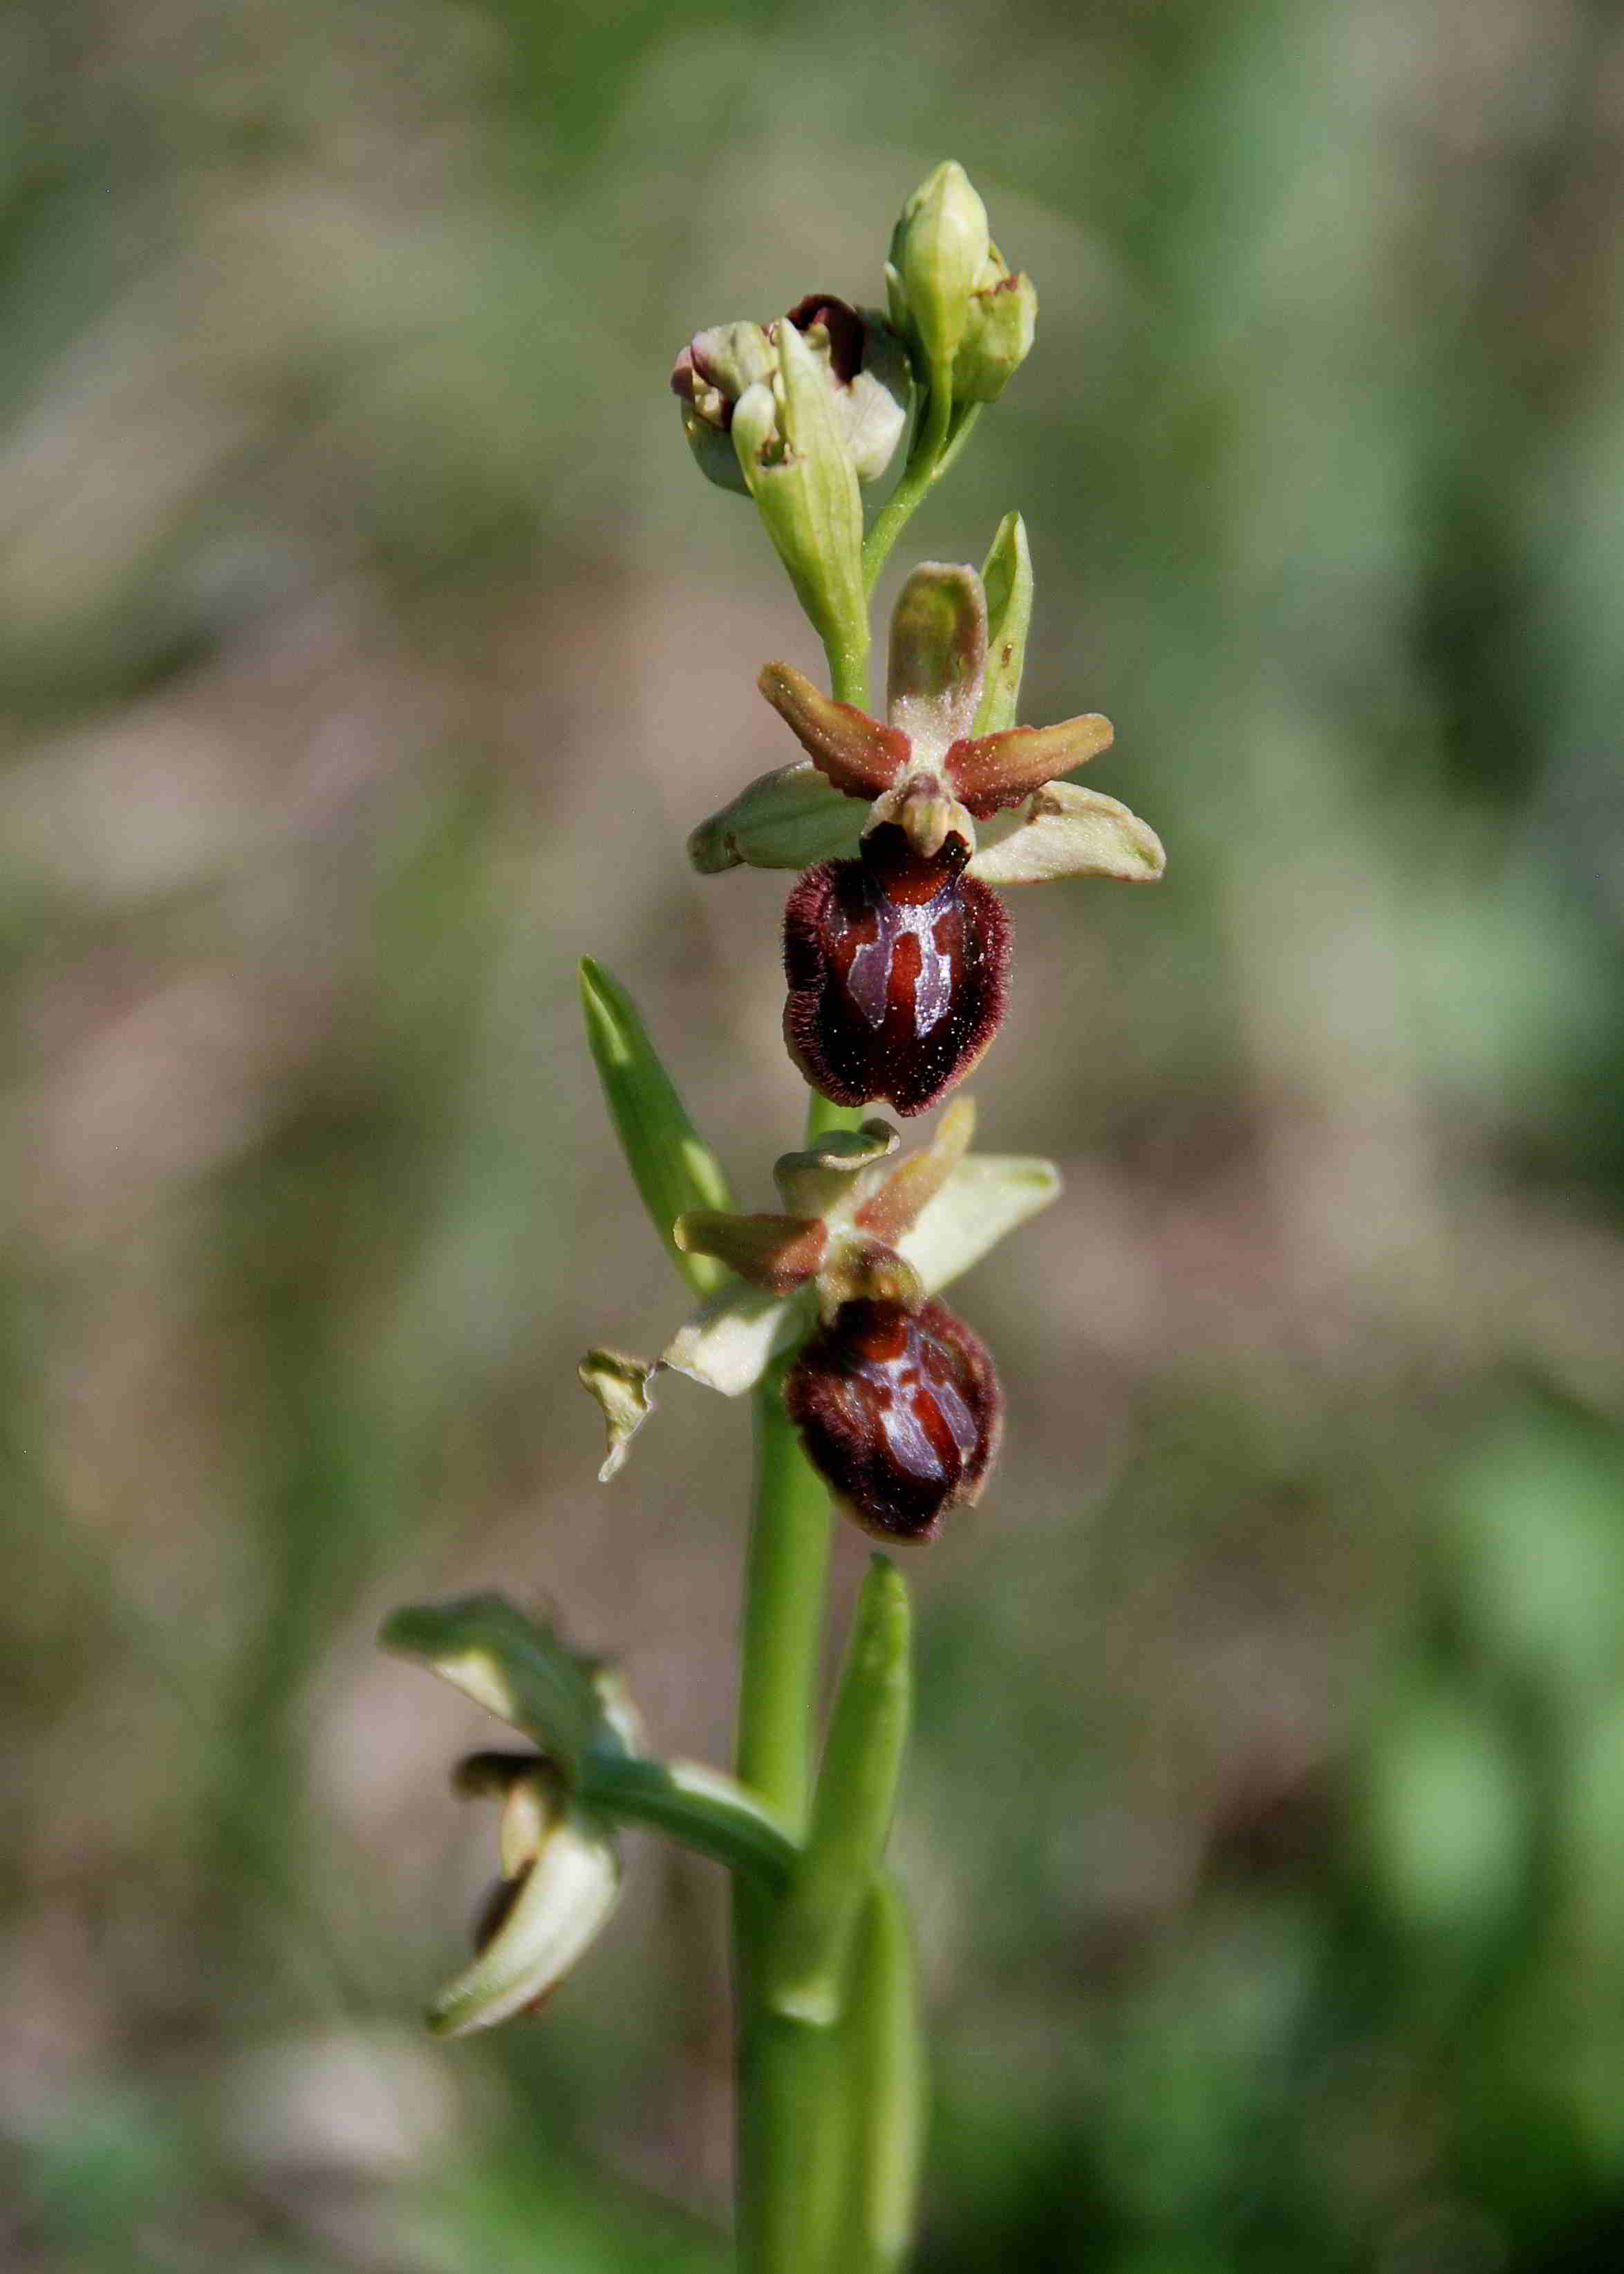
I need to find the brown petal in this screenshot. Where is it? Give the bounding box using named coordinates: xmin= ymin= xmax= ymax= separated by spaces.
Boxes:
xmin=673 ymin=1211 xmax=827 ymax=1294
xmin=855 ymin=1096 xmax=977 ymax=1247
xmin=785 ymin=1296 xmax=1002 ymax=1541
xmin=782 ymin=824 xmax=1009 ymax=1119
xmin=945 ymin=713 xmax=1114 ymax=816
xmin=758 ymin=663 xmax=911 ymax=800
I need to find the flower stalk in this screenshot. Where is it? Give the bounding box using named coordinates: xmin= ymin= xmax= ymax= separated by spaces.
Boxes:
xmin=378 ymin=157 xmax=1162 ymax=2274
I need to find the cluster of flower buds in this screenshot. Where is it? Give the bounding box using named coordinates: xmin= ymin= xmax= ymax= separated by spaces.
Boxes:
xmin=886 ymin=160 xmax=1038 ymax=408
xmin=581 ymin=1101 xmax=1057 ymax=1539
xmin=690 ymin=531 xmax=1164 ymax=1114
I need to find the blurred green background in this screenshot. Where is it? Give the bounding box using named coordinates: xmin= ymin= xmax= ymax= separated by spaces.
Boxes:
xmin=3 ymin=0 xmax=1622 ymax=2267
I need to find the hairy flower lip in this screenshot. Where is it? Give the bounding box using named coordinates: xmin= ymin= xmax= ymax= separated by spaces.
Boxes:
xmin=785 ymin=1295 xmax=1002 ymax=1541
xmin=783 ymin=825 xmax=1009 ymax=1118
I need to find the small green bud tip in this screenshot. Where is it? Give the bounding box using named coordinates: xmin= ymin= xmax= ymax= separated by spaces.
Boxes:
xmin=886 ymin=163 xmax=1036 ymax=407
xmin=889 ymin=162 xmax=989 ymax=373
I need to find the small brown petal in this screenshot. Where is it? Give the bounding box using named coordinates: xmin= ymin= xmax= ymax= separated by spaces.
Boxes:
xmin=758 ymin=664 xmax=912 ymax=801
xmin=785 ymin=1296 xmax=1002 ymax=1540
xmin=945 ymin=714 xmax=1115 ymax=816
xmin=674 ymin=1210 xmax=828 ymax=1294
xmin=782 ymin=823 xmax=1009 ymax=1117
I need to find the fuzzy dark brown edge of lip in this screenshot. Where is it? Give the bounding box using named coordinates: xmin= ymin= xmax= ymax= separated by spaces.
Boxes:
xmin=781 ymin=861 xmax=1012 ymax=1117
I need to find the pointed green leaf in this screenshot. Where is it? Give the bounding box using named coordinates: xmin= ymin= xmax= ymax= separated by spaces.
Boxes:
xmin=579 ymin=958 xmax=732 ymax=1296
xmin=972 ymin=511 xmax=1034 ymax=734
xmin=766 ymin=1556 xmax=912 ymax=2025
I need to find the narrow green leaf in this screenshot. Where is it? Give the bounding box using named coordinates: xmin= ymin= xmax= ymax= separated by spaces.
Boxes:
xmin=766 ymin=1557 xmax=912 ymax=2025
xmin=579 ymin=957 xmax=732 ymax=1296
xmin=834 ymin=1877 xmax=927 ymax=2271
xmin=973 ymin=510 xmax=1034 ymax=734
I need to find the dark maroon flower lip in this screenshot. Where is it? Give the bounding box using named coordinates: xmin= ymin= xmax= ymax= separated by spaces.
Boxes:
xmin=785 ymin=1295 xmax=1002 ymax=1542
xmin=783 ymin=292 xmax=867 ymax=386
xmin=783 ymin=823 xmax=1010 ymax=1118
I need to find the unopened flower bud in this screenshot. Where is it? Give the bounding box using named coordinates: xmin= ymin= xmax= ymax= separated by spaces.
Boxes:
xmin=671 ymin=322 xmax=778 ymax=494
xmin=784 ymin=294 xmax=910 ymax=482
xmin=786 ymin=1295 xmax=1002 ymax=1540
xmin=783 ymin=821 xmax=1009 ymax=1117
xmin=673 ymin=301 xmax=908 ymax=494
xmin=733 ymin=317 xmax=868 ymax=678
xmin=886 ymin=160 xmax=991 ymax=387
xmin=952 ymin=249 xmax=1038 ymax=404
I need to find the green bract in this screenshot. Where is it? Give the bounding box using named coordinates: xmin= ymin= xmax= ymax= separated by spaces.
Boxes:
xmin=768 ymin=1556 xmax=913 ymax=2026
xmin=734 ymin=319 xmax=870 ymax=689
xmin=973 ymin=510 xmax=1034 ymax=734
xmin=579 ymin=958 xmax=733 ymax=1298
xmin=952 ymin=250 xmax=1038 ymax=404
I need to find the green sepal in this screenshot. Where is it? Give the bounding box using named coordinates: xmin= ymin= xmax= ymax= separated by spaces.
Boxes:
xmin=951 ymin=252 xmax=1038 ymax=404
xmin=687 ymin=761 xmax=867 ymax=875
xmin=898 ymin=1150 xmax=1061 ymax=1295
xmin=766 ymin=1556 xmax=912 ymax=2026
xmin=579 ymin=957 xmax=732 ymax=1297
xmin=378 ymin=1592 xmax=640 ymax=1777
xmin=968 ymin=781 xmax=1164 ymax=886
xmin=973 ymin=511 xmax=1034 ymax=734
xmin=886 ymin=562 xmax=987 ymax=759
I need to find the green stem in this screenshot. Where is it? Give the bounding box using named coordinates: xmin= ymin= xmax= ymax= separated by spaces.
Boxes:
xmin=861 ymin=381 xmax=954 ymax=597
xmin=821 ymin=621 xmax=871 ymax=711
xmin=736 ymin=1354 xmax=837 ymax=1829
xmin=734 ymin=1084 xmax=867 ymax=2271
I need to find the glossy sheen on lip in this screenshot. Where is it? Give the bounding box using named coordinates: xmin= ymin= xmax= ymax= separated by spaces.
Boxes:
xmin=783 ymin=823 xmax=1009 ymax=1117
xmin=785 ymin=1296 xmax=1002 ymax=1541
